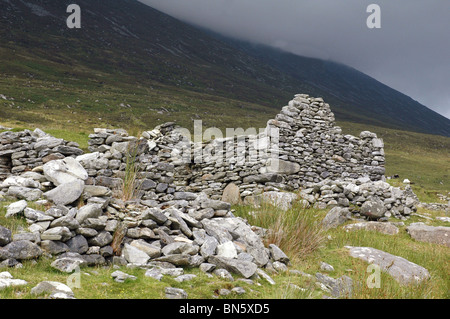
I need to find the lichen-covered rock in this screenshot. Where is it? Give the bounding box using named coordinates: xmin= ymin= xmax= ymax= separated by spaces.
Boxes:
xmin=346 ymin=246 xmax=430 ymax=285
xmin=406 ymin=223 xmax=450 ymax=247
xmin=1 ymin=240 xmax=42 ymax=260
xmin=0 ymin=226 xmax=12 ymax=246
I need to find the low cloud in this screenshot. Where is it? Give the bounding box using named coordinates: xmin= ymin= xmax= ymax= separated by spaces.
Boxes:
xmin=139 ymin=0 xmax=450 ymax=119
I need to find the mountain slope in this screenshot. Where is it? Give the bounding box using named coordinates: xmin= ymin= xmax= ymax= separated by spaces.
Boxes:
xmin=0 ymin=0 xmax=449 ymax=136
xmin=204 ymin=33 xmax=450 ymax=136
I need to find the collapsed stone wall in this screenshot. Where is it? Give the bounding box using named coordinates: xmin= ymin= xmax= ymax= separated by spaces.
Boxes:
xmin=0 ymin=128 xmax=83 ymax=179
xmin=0 ymin=128 xmax=288 ymax=280
xmin=142 ymin=94 xmax=386 ymax=201
xmin=0 ymin=94 xmax=409 ymax=221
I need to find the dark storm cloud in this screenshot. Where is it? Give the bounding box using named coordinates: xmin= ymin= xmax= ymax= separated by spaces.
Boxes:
xmin=138 ymin=0 xmax=450 ymax=119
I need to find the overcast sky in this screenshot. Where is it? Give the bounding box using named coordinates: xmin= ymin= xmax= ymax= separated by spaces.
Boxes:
xmin=138 ymin=0 xmax=450 ymax=119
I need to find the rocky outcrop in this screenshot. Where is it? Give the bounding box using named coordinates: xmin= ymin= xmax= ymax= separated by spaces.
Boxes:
xmin=406 ymin=223 xmax=450 ymax=247
xmin=343 ymin=222 xmax=399 ymax=235
xmin=345 ymin=246 xmax=430 ymax=285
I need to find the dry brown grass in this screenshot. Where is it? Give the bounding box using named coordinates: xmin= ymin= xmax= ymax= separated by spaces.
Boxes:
xmin=235 ymin=202 xmax=325 ymax=262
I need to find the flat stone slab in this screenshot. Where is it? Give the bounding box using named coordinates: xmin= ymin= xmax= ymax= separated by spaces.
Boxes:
xmin=345 ymin=246 xmax=430 ymax=285
xmin=343 ymin=222 xmax=399 ymax=235
xmin=406 ymin=223 xmax=450 ymax=247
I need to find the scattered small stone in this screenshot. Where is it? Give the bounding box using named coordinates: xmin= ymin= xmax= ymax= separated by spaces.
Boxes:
xmin=111 ymin=270 xmax=137 ymax=283
xmin=30 ymin=281 xmax=74 ymax=298
xmin=165 ymin=287 xmax=188 ymax=299
xmin=320 ymin=262 xmax=335 ymax=272
xmin=231 ymin=286 xmax=246 ymax=295
xmin=175 ymin=274 xmax=197 ymax=283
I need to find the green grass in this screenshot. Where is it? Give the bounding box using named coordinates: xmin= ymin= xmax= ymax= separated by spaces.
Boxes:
xmin=233 ymin=202 xmax=450 ymax=299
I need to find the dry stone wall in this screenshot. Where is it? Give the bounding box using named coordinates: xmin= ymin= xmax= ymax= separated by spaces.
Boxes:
xmin=142 ymin=94 xmax=386 ymax=201
xmin=0 ymin=128 xmax=83 ymax=179
xmin=0 ymin=94 xmax=417 ymax=221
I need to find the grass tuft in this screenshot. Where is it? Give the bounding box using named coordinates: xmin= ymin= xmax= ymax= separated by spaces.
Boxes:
xmin=233 ymin=202 xmax=325 ymax=262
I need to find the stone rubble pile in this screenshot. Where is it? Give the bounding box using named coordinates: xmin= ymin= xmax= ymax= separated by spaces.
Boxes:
xmin=417 ymin=192 xmax=450 ymax=213
xmin=298 ymin=178 xmax=420 ymax=220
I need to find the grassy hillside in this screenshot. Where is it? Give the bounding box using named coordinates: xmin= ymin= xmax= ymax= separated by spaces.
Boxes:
xmin=0 ymin=0 xmax=449 ymax=138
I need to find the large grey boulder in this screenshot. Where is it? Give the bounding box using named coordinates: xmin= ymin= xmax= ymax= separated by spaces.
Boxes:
xmin=406 ymin=224 xmax=450 ymax=247
xmin=165 ymin=287 xmax=188 ymax=299
xmin=129 ymin=240 xmax=161 ymax=258
xmin=5 ymin=200 xmax=28 ymax=218
xmin=50 ymin=255 xmax=87 ymax=273
xmin=83 ymin=185 xmax=112 ymax=198
xmin=87 ymin=231 xmax=113 ymax=247
xmin=360 ymin=198 xmax=386 ymax=219
xmin=208 ymin=256 xmax=258 ymax=279
xmin=44 ymin=180 xmax=85 ymax=206
xmin=40 ymin=240 xmax=69 ymax=255
xmin=41 ymin=227 xmax=72 ymax=242
xmin=111 ymin=270 xmax=137 ymax=283
xmin=43 ymin=157 xmax=88 ymax=186
xmin=34 ymin=136 xmax=64 ymax=152
xmin=30 ymin=281 xmax=74 ymax=297
xmin=268 ymin=244 xmax=290 ymax=264
xmin=122 ymin=243 xmax=150 ymax=264
xmin=0 ymin=226 xmax=12 ymax=246
xmin=1 ymin=176 xmax=40 ymax=189
xmin=51 ymin=215 xmax=80 ymax=230
xmin=1 ymin=240 xmax=42 ymax=260
xmin=315 ymin=273 xmax=353 ymax=298
xmin=345 ymin=246 xmax=430 ymax=285
xmin=321 ymin=207 xmax=351 ymax=230
xmin=7 ymin=186 xmax=42 ymax=201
